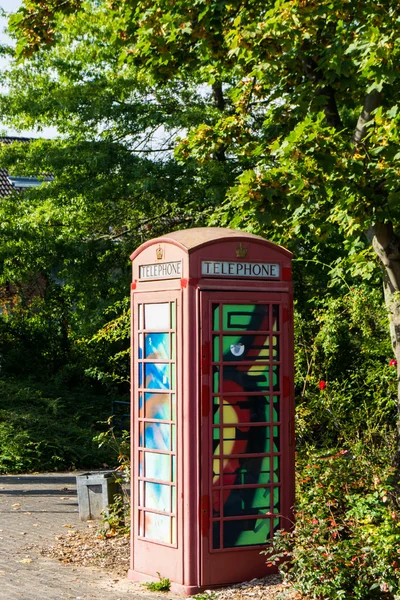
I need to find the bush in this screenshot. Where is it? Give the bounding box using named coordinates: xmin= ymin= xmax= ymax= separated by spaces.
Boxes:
xmin=0 ymin=378 xmax=114 ymax=472
xmin=268 ymin=444 xmax=400 ymax=599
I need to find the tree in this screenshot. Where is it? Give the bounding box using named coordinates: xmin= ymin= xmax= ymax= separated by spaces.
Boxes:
xmin=3 ymin=0 xmax=400 ymax=465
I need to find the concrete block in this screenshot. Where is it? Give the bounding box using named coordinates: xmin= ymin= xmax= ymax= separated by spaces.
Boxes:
xmin=76 ymin=470 xmax=121 ymax=521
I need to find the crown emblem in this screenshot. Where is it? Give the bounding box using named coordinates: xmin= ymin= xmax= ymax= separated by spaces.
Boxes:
xmin=156 ymin=246 xmax=163 ymax=260
xmin=236 ymin=242 xmax=248 ymax=258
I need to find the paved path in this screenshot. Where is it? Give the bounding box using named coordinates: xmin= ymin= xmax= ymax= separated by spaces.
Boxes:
xmin=0 ymin=473 xmax=165 ymax=600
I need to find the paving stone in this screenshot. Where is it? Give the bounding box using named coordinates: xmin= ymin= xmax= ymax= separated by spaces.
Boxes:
xmin=0 ymin=473 xmax=164 ymax=600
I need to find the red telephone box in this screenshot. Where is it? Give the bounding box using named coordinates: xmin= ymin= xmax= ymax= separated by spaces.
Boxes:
xmin=128 ymin=228 xmax=294 ymax=595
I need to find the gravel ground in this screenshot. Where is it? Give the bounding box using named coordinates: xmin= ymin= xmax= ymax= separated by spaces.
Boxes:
xmin=0 ymin=472 xmax=299 ymax=600
xmin=41 ymin=528 xmax=299 ymax=599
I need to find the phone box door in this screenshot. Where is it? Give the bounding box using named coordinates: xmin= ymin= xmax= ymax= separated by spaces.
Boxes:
xmin=200 ymin=291 xmax=294 ymax=586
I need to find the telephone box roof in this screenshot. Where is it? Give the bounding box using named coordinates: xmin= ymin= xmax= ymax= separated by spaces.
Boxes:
xmin=131 ymin=227 xmax=293 ymax=260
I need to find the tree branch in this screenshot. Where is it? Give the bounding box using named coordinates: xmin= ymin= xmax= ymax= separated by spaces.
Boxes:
xmin=371 ymin=221 xmax=400 ymax=293
xmin=302 ymin=55 xmax=343 ymax=131
xmin=352 ymin=89 xmax=381 ymax=146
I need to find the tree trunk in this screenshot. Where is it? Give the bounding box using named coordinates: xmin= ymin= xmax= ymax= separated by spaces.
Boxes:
xmin=370 ymin=222 xmax=400 ymax=488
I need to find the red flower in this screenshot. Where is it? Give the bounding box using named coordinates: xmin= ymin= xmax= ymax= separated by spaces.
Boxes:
xmin=389 ymin=359 xmax=397 ymax=367
xmin=318 ymin=380 xmax=327 ymax=390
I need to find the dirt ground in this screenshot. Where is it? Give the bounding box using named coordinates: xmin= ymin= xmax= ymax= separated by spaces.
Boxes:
xmin=0 ymin=472 xmax=298 ymax=600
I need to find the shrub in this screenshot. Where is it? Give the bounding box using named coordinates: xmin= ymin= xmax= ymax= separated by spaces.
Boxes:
xmin=267 ymin=445 xmax=400 ymax=599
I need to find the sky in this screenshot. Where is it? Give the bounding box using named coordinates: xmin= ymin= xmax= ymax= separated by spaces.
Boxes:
xmin=0 ymin=0 xmax=57 ymax=138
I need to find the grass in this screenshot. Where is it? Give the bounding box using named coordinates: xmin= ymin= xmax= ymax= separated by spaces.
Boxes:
xmin=142 ymin=573 xmax=171 ymax=592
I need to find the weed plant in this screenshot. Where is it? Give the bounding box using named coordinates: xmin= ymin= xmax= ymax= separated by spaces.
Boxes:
xmin=142 ymin=573 xmax=171 ymax=592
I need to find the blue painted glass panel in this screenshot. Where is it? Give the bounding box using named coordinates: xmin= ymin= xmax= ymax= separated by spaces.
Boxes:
xmin=139 ymin=452 xmax=144 ymax=476
xmin=138 ymin=333 xmax=143 ymax=359
xmin=138 ymin=363 xmax=143 ymax=387
xmin=138 ymin=393 xmax=144 ymax=418
xmin=144 ymin=422 xmax=170 ymax=451
xmin=145 ymin=333 xmax=170 ymax=359
xmin=145 ymin=481 xmax=171 ymax=512
xmin=144 ymin=393 xmax=170 ymax=420
xmin=145 ymin=363 xmax=170 ymax=390
xmin=145 ymin=452 xmax=170 ymax=482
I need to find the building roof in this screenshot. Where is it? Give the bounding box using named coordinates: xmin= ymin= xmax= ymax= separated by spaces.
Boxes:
xmin=0 ymin=137 xmax=34 ymax=198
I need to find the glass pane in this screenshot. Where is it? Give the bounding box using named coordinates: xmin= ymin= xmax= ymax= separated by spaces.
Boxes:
xmin=144 ymin=512 xmax=171 ymax=544
xmin=171 ymin=393 xmax=176 ymax=421
xmin=273 ymin=426 xmax=280 ymax=452
xmin=272 ymin=335 xmax=280 ymax=360
xmin=213 ymin=335 xmax=220 ymax=362
xmin=213 ymin=396 xmax=220 ymax=425
xmin=144 ymin=363 xmax=170 ymax=389
xmin=223 ymin=517 xmax=270 ymax=548
xmin=170 ymin=301 xmax=176 ymax=330
xmin=139 ymin=451 xmax=144 ymax=476
xmin=138 ymin=510 xmax=144 ymax=537
xmin=222 ymin=396 xmax=270 ymax=424
xmin=273 ymin=456 xmax=280 ymax=483
xmin=213 ymin=458 xmax=220 ymax=484
xmin=272 ymin=305 xmax=279 ymax=332
xmin=223 ymin=487 xmax=271 ymax=517
xmin=171 ymin=333 xmax=176 ymax=360
xmin=138 ymin=392 xmax=144 ymax=418
xmin=223 ymin=365 xmax=270 ymax=391
xmin=273 ymin=366 xmax=280 ymax=391
xmin=221 ymin=425 xmax=270 ymax=455
xmin=144 ymin=303 xmax=170 ymax=330
xmin=213 ymin=366 xmax=220 ymax=392
xmin=138 ymin=480 xmax=144 ymax=506
xmin=171 ymin=363 xmax=176 ymax=390
xmin=172 ymin=455 xmax=176 ymax=482
xmin=138 ymin=333 xmax=143 ymax=359
xmin=213 ymin=521 xmax=221 ymax=549
xmin=222 ymin=304 xmax=269 ymax=332
xmin=273 ymin=396 xmax=280 ymax=422
xmin=274 ymin=487 xmax=280 ymax=511
xmin=171 ymin=486 xmax=176 ymax=514
xmin=222 ymin=335 xmax=270 ymax=362
xmin=145 ymin=333 xmax=170 ymax=359
xmin=213 ymin=491 xmax=221 ymax=516
xmin=221 ymin=456 xmax=271 ymax=486
xmin=171 ymin=424 xmax=176 ymax=452
xmin=138 ymin=362 xmax=143 ymax=387
xmin=144 ymin=392 xmax=170 ymax=420
xmin=274 ymin=517 xmax=280 ymax=532
xmin=145 ymin=481 xmax=171 ymax=512
xmin=145 ymin=452 xmax=170 ymax=482
xmin=213 ymin=304 xmax=220 ymax=331
xmin=138 ymin=304 xmax=143 ymax=330
xmin=213 ymin=428 xmax=220 ymax=455
xmin=144 ymin=422 xmax=170 ymax=451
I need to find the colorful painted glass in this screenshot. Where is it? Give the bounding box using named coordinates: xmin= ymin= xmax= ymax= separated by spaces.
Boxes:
xmin=144 ymin=363 xmax=170 ymax=390
xmin=144 ymin=393 xmax=170 ymax=420
xmin=145 ymin=333 xmax=170 ymax=359
xmin=210 ymin=301 xmax=281 ymax=550
xmin=137 ymin=300 xmax=177 ymax=546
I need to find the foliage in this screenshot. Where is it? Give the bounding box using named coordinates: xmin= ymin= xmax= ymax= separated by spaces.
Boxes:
xmin=94 ymin=417 xmax=131 ymax=537
xmin=266 ymin=283 xmax=400 ymax=598
xmin=142 ymin=573 xmax=171 ymax=593
xmin=2 ymin=2 xmax=400 ymax=597
xmin=0 ymin=377 xmax=113 ymax=473
xmin=99 ymin=493 xmax=130 ymax=538
xmin=294 ymin=284 xmax=397 ymax=448
xmin=267 ymin=448 xmax=400 ymax=599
